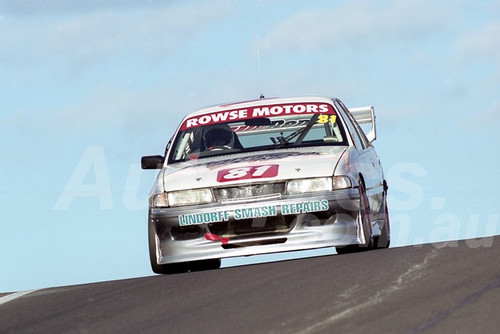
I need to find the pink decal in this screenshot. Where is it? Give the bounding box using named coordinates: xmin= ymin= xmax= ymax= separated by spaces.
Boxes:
xmin=217 ymin=164 xmax=279 ymax=182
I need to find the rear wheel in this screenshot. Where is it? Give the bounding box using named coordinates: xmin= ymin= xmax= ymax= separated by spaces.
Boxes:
xmin=374 ymin=189 xmax=391 ymax=248
xmin=336 ymin=181 xmax=374 ymax=254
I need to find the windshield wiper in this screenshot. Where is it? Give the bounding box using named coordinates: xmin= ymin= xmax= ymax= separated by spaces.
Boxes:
xmin=270 ymin=114 xmax=319 ymax=148
xmin=270 ymin=128 xmax=305 ymax=147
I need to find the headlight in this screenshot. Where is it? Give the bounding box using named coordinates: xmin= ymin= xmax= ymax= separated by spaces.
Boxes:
xmin=167 ymin=188 xmax=214 ymax=207
xmin=152 ymin=193 xmax=168 ymax=207
xmin=333 ymin=175 xmax=352 ymax=189
xmin=286 ymin=177 xmax=333 ymax=194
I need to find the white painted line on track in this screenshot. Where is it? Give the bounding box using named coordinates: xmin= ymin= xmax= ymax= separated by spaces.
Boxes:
xmin=0 ymin=290 xmax=38 ymax=306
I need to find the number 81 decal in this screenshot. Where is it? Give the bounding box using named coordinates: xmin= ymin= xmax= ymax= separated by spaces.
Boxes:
xmin=317 ymin=114 xmax=337 ymax=124
xmin=217 ymin=164 xmax=279 ymax=182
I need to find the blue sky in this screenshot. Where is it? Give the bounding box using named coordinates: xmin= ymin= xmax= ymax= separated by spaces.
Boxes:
xmin=1 ymin=0 xmax=499 ymax=292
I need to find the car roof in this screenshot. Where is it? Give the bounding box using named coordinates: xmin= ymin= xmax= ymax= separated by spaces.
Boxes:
xmin=184 ymin=96 xmax=336 ymax=118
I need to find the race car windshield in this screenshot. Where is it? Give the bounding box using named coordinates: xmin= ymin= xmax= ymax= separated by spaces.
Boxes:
xmin=169 ymin=112 xmax=347 ymax=163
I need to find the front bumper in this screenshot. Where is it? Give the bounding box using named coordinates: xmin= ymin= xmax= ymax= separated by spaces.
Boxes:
xmin=150 ymin=189 xmax=364 ymax=265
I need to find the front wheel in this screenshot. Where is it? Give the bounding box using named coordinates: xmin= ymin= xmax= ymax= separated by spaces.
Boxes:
xmin=148 ymin=218 xmax=173 ymax=274
xmin=190 ymin=259 xmax=221 ymax=271
xmin=148 ymin=219 xmax=221 ymax=274
xmin=336 ymin=181 xmax=374 ymax=254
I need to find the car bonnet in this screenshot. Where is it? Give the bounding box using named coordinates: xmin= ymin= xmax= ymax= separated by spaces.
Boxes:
xmin=161 ymin=146 xmax=347 ymax=191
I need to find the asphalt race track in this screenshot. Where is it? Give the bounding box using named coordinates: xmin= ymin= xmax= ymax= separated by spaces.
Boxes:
xmin=1 ymin=236 xmax=499 ymax=334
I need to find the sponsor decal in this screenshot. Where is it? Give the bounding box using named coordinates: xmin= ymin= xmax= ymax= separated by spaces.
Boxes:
xmin=217 ymin=164 xmax=279 ymax=182
xmin=178 ymin=200 xmax=329 ymax=226
xmin=179 ymin=210 xmax=230 ymax=226
xmin=180 ymin=103 xmax=335 ymax=130
xmin=231 ymin=117 xmax=309 ymax=133
xmin=234 ymin=205 xmax=277 ymax=220
xmin=281 ymin=200 xmax=329 ymax=215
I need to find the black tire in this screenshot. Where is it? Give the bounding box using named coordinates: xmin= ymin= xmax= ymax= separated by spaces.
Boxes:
xmin=374 ymin=189 xmax=391 ymax=249
xmin=336 ymin=181 xmax=374 ymax=254
xmin=190 ymin=259 xmax=222 ymax=271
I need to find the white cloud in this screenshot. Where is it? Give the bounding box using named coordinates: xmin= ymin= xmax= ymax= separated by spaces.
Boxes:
xmin=0 ymin=0 xmax=180 ymax=15
xmin=455 ymin=21 xmax=500 ymax=60
xmin=52 ymin=84 xmax=174 ymax=135
xmin=459 ymin=99 xmax=500 ymax=131
xmin=0 ymin=1 xmax=234 ymax=69
xmin=261 ymin=0 xmax=444 ymax=54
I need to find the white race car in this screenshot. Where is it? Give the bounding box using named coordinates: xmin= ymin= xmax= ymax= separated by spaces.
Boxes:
xmin=141 ymin=96 xmax=390 ymax=273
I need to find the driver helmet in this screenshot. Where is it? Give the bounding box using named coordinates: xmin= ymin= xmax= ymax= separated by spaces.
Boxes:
xmin=203 ymin=124 xmax=235 ymax=150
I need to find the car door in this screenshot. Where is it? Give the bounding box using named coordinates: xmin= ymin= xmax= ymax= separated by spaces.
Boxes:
xmin=335 ymin=101 xmax=383 ymax=208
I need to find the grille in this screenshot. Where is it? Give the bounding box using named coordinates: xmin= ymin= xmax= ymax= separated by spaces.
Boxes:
xmin=208 ymin=215 xmax=294 ymax=238
xmin=214 ymin=183 xmax=285 ymax=202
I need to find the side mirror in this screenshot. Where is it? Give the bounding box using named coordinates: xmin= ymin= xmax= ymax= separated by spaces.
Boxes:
xmin=141 ymin=155 xmax=164 ymax=169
